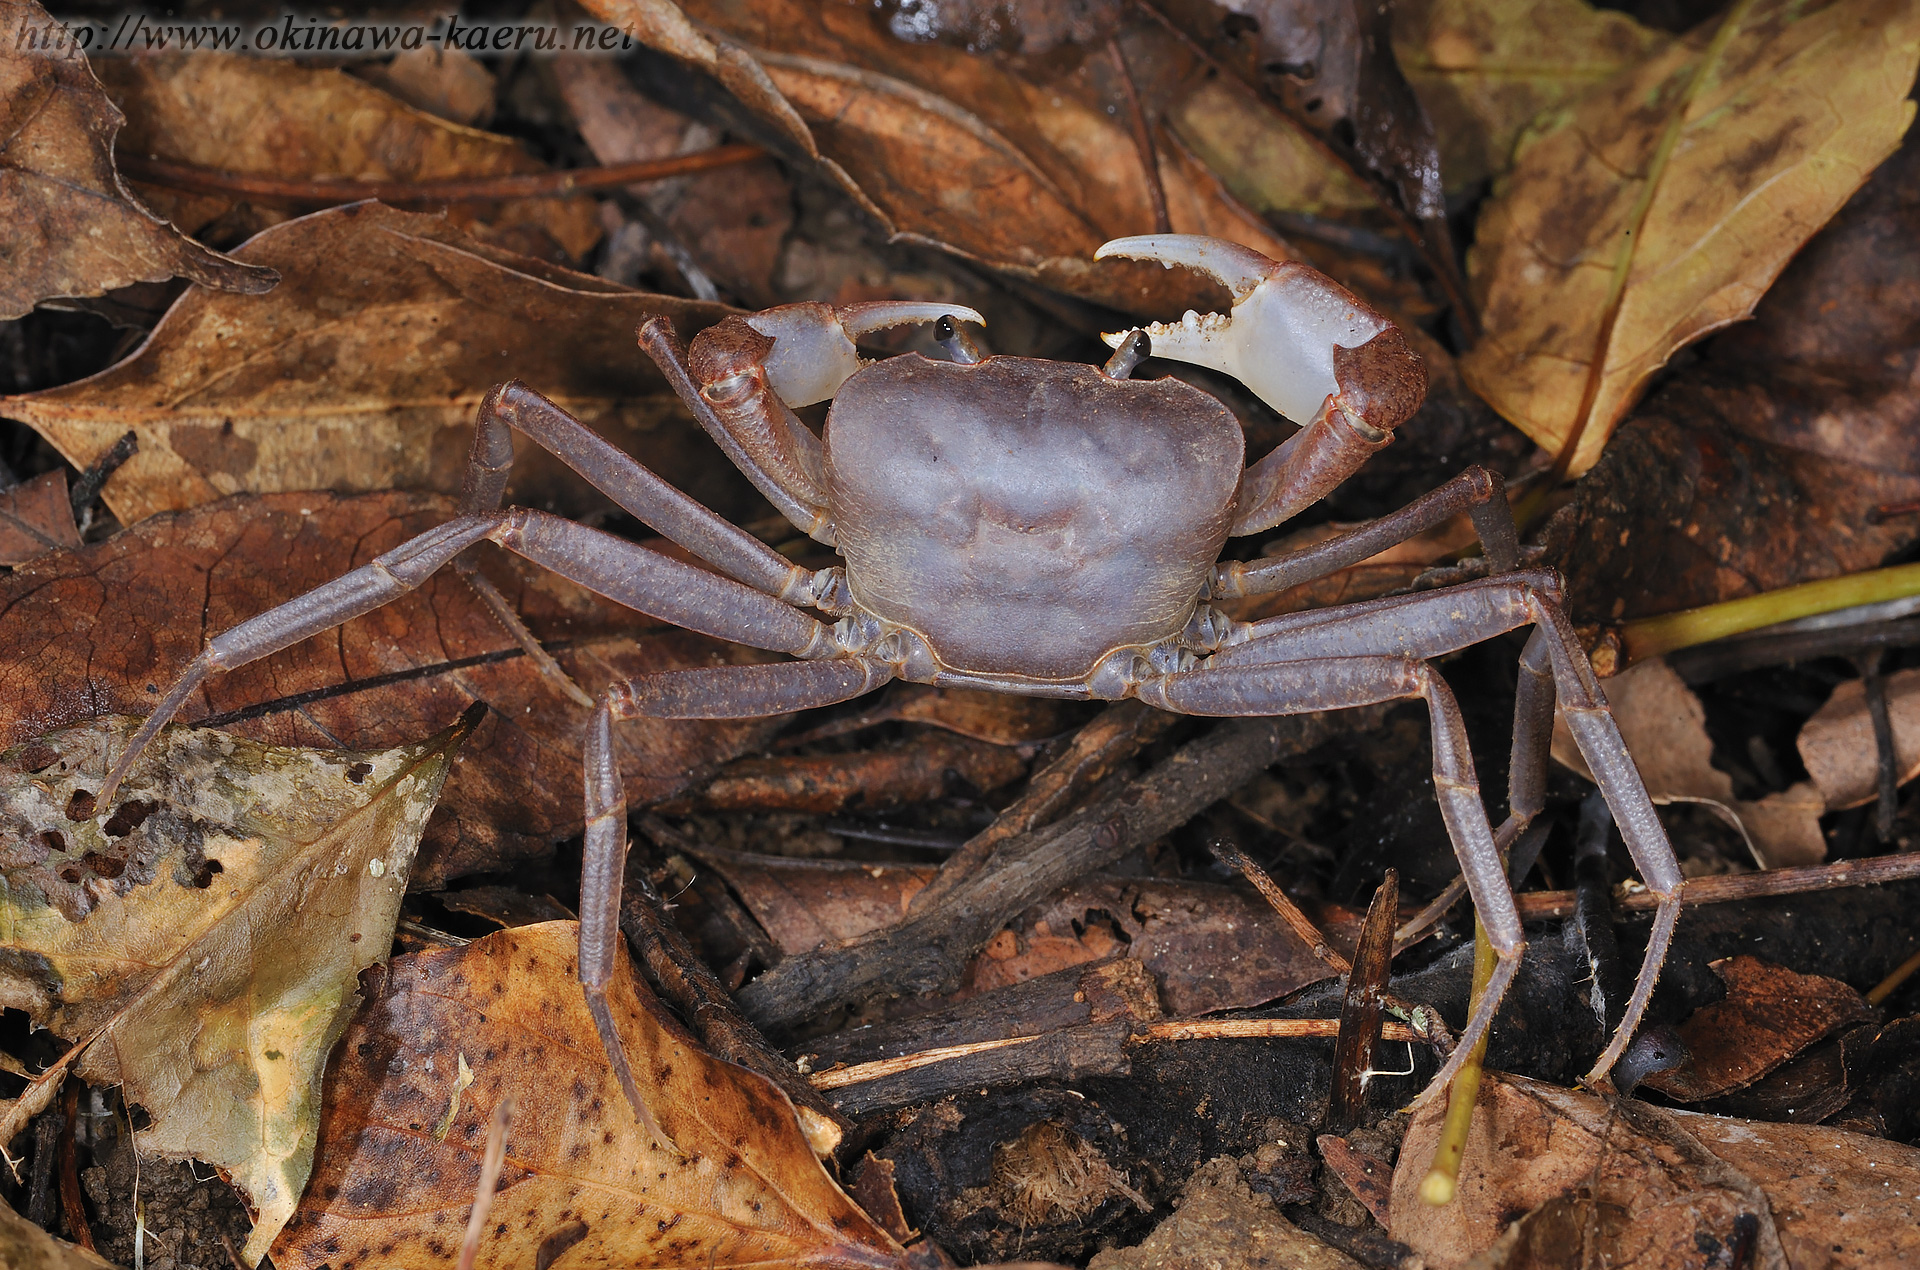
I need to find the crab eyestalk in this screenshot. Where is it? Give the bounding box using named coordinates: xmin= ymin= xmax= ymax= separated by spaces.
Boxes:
xmin=1096 ymin=235 xmax=1427 ymax=535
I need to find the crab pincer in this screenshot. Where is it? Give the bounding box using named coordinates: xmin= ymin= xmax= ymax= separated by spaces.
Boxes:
xmin=1096 ymin=234 xmax=1427 ymax=534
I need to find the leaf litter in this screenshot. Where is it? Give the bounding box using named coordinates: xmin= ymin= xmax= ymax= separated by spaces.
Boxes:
xmin=2 ymin=0 xmax=1920 ymax=1265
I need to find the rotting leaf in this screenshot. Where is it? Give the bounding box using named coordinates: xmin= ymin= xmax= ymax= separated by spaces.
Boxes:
xmin=0 ymin=709 xmax=476 ymax=1264
xmin=1549 ymin=658 xmax=1826 ymax=867
xmin=0 ymin=0 xmax=276 ymax=320
xmin=0 ymin=490 xmax=779 ymax=886
xmin=0 ymin=203 xmax=737 ymax=527
xmin=272 ymin=921 xmax=907 ymax=1270
xmin=0 ymin=1191 xmax=117 ymax=1270
xmin=1640 ymin=955 xmax=1875 ymax=1103
xmin=94 ymin=52 xmax=602 ymax=260
xmin=1460 ymin=0 xmax=1920 ymax=476
xmin=1391 ymin=1071 xmax=1920 ymax=1268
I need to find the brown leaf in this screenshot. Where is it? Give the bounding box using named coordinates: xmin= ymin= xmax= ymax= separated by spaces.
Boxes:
xmin=1461 ymin=0 xmax=1920 ymax=476
xmin=1546 ymin=117 xmax=1920 ymax=623
xmin=0 ymin=490 xmax=778 ymax=886
xmin=0 ymin=1192 xmax=117 ymax=1270
xmin=1640 ymin=956 xmax=1876 ymax=1102
xmin=1391 ymin=1071 xmax=1920 ymax=1268
xmin=792 ymin=684 xmax=1082 ymax=748
xmin=1798 ymin=669 xmax=1920 ymax=810
xmin=0 ymin=203 xmax=736 ymax=527
xmin=1089 ymin=1158 xmax=1363 ymax=1270
xmin=0 ymin=0 xmax=275 ymax=320
xmin=95 ymin=52 xmax=599 ymax=259
xmin=0 ymin=469 xmax=80 ymax=565
xmin=272 ymin=921 xmax=906 ymax=1270
xmin=582 ymin=0 xmax=1296 ymax=315
xmin=1549 ymin=658 xmax=1826 ymax=867
xmin=0 ymin=710 xmax=472 ymax=1262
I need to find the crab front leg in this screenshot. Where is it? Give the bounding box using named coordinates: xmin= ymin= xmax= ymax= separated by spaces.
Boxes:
xmin=1096 ymin=236 xmax=1426 ymax=535
xmin=642 ymin=300 xmax=984 ymax=543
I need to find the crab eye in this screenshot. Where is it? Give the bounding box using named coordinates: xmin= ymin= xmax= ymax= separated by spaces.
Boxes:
xmin=703 ymin=371 xmax=756 ymax=404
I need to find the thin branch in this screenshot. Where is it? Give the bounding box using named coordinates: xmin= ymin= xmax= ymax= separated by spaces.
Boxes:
xmin=115 ymin=144 xmax=765 ymax=206
xmin=1209 ymin=836 xmax=1350 ymax=974
xmin=1107 ymin=36 xmax=1171 ymax=234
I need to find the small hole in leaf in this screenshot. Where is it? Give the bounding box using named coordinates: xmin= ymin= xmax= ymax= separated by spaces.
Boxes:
xmin=346 ymin=762 xmax=372 ymax=785
xmin=103 ymin=799 xmax=157 ymax=838
xmin=192 ymin=859 xmax=224 ymax=888
xmin=65 ymin=790 xmax=96 ymax=821
xmin=15 ymin=744 xmax=57 ymax=774
xmin=82 ymin=853 xmax=124 ymax=879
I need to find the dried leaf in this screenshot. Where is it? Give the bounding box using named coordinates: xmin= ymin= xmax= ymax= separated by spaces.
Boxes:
xmin=0 ymin=0 xmax=276 ymax=320
xmin=1640 ymin=956 xmax=1875 ymax=1102
xmin=0 ymin=1192 xmax=117 ymax=1270
xmin=0 ymin=491 xmax=778 ymax=886
xmin=1798 ymin=668 xmax=1920 ymax=810
xmin=1089 ymin=1158 xmax=1362 ymax=1270
xmin=584 ymin=0 xmax=1295 ymax=314
xmin=0 ymin=710 xmax=473 ymax=1263
xmin=1461 ymin=0 xmax=1920 ymax=476
xmin=273 ymin=921 xmax=906 ymax=1270
xmin=1170 ymin=77 xmax=1376 ymax=217
xmin=1392 ymin=0 xmax=1673 ymax=189
xmin=95 ymin=52 xmax=598 ymax=259
xmin=1391 ymin=1071 xmax=1920 ymax=1268
xmin=1549 ymin=658 xmax=1827 ymax=867
xmin=665 ymin=732 xmax=1029 ymax=815
xmin=1 ymin=203 xmax=734 ymax=527
xmin=1546 ymin=116 xmax=1920 ymax=620
xmin=0 ymin=469 xmax=80 ymax=565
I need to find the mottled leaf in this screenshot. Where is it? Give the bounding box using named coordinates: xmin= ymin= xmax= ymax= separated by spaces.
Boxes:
xmin=273 ymin=922 xmax=906 ymax=1270
xmin=0 ymin=710 xmax=473 ymax=1263
xmin=1461 ymin=0 xmax=1920 ymax=475
xmin=0 ymin=490 xmax=778 ymax=885
xmin=0 ymin=469 xmax=80 ymax=565
xmin=0 ymin=203 xmax=737 ymax=527
xmin=0 ymin=0 xmax=275 ymax=320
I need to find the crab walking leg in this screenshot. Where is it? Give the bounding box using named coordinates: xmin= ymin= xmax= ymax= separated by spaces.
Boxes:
xmin=580 ymin=658 xmax=891 ymax=1146
xmin=1135 ymin=655 xmax=1522 ymax=1108
xmin=1187 ymin=571 xmax=1684 ymax=1089
xmin=92 ymin=509 xmax=836 ymax=811
xmin=1213 ymin=466 xmax=1520 ymax=599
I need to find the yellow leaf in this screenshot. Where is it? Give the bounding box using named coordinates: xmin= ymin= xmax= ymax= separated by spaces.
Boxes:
xmin=1460 ymin=0 xmax=1920 ymax=477
xmin=0 ymin=708 xmax=477 ymax=1265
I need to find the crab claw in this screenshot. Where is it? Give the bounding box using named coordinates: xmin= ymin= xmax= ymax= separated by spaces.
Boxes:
xmin=744 ymin=301 xmax=986 ymax=407
xmin=1095 ymin=235 xmax=1419 ymax=433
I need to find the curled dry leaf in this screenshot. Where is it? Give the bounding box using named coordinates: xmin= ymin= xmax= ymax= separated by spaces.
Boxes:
xmin=1391 ymin=1071 xmax=1920 ymax=1269
xmin=1798 ymin=668 xmax=1920 ymax=810
xmin=0 ymin=0 xmax=275 ymax=320
xmin=1392 ymin=0 xmax=1673 ymax=190
xmin=0 ymin=491 xmax=778 ymax=885
xmin=1461 ymin=0 xmax=1920 ymax=476
xmin=1 ymin=203 xmax=735 ymax=527
xmin=0 ymin=710 xmax=474 ymax=1264
xmin=273 ymin=921 xmax=906 ymax=1270
xmin=94 ymin=53 xmax=601 ymax=260
xmin=1640 ymin=955 xmax=1875 ymax=1102
xmin=1550 ymin=658 xmax=1826 ymax=867
xmin=581 ymin=0 xmax=1293 ymax=315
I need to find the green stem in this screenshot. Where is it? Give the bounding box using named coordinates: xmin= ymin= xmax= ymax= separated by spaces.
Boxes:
xmin=1622 ymin=561 xmax=1920 ymax=663
xmin=1420 ymin=912 xmax=1494 ymax=1206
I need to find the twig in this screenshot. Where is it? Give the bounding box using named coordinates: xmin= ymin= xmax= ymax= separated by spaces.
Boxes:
xmin=1208 ymin=836 xmax=1350 ymax=973
xmin=1857 ymin=651 xmax=1899 ymax=842
xmin=1107 ymin=37 xmax=1170 ymax=234
xmin=617 ymin=845 xmax=850 ymax=1145
xmin=1514 ymin=852 xmax=1920 ymax=919
xmin=455 ymin=1097 xmax=514 ymax=1270
xmin=1868 ymin=948 xmax=1920 ymax=1008
xmin=68 ymin=430 xmax=137 ymax=527
xmin=57 ymin=1080 xmax=94 ymax=1252
xmin=1620 ymin=561 xmax=1920 ymax=663
xmin=1331 ymin=870 xmax=1398 ymax=1130
xmin=738 ymin=709 xmax=1385 ymax=1032
xmin=115 ymin=144 xmax=765 ymax=206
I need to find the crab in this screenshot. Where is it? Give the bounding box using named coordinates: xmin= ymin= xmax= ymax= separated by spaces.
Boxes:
xmin=90 ymin=234 xmax=1682 ymax=1146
